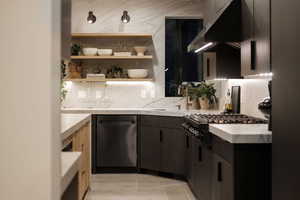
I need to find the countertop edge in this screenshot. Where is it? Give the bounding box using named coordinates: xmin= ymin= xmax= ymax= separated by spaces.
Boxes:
xmin=61 ymin=152 xmax=81 ymax=195
xmin=209 ymin=124 xmax=272 ymax=144
xmin=61 ymin=114 xmax=91 ymax=141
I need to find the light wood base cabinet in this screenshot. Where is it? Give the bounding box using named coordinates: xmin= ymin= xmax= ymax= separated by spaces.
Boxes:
xmin=71 ymin=122 xmax=91 ymax=200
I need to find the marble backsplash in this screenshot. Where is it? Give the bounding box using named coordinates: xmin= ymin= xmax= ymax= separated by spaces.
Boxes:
xmin=62 ymin=78 xmax=270 ymax=119
xmin=66 ymin=0 xmax=271 ymax=119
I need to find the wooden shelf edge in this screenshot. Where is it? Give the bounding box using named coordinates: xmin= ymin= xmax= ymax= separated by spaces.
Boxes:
xmin=71 ymin=56 xmax=153 ymax=60
xmin=63 ymin=78 xmax=153 ymax=82
xmin=72 ymin=33 xmax=152 ymax=38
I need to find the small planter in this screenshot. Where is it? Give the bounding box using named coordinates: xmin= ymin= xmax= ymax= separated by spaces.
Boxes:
xmin=191 ymin=99 xmax=200 ymax=110
xmin=199 ymin=97 xmax=210 ymax=110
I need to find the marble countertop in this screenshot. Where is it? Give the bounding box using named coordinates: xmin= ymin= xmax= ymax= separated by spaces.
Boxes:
xmin=61 ymin=113 xmax=91 ymax=141
xmin=61 ymin=107 xmax=221 ymax=117
xmin=61 ymin=108 xmax=271 ymax=144
xmin=61 ymin=152 xmax=81 ymax=195
xmin=209 ymin=124 xmax=272 ymax=144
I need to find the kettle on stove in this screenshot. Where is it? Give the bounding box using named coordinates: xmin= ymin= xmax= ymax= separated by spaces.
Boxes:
xmin=258 ymin=81 xmax=272 ymax=131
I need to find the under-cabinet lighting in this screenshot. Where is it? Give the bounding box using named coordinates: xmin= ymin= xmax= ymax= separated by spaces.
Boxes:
xmin=245 ymin=72 xmax=273 ymax=79
xmin=214 ymin=78 xmax=228 ymax=81
xmin=195 ymin=42 xmax=214 ymax=53
xmin=106 ymin=81 xmax=153 ymax=86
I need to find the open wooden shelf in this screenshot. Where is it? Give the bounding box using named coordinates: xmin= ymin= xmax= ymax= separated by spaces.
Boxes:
xmin=63 ymin=78 xmax=153 ymax=82
xmin=71 ymin=55 xmax=153 ymax=60
xmin=72 ymin=33 xmax=152 ymax=38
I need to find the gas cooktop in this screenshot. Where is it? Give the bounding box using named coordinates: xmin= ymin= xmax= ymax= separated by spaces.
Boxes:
xmin=187 ymin=114 xmax=268 ymax=125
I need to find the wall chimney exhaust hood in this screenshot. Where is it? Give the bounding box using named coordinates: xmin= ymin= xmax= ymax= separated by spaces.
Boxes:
xmin=188 ymin=0 xmax=241 ymax=54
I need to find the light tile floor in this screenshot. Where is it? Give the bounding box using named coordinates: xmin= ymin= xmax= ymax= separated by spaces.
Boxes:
xmin=86 ymin=174 xmax=196 ymax=200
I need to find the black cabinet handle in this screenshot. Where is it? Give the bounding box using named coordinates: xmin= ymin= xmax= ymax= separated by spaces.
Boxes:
xmin=186 ymin=135 xmax=189 ymax=148
xmin=251 ymin=40 xmax=256 ymax=70
xmin=198 ymin=146 xmax=202 ymax=162
xmin=217 ymin=162 xmax=222 ymax=182
xmin=207 ymin=58 xmax=210 ymax=77
xmin=160 ymin=130 xmax=163 ymax=142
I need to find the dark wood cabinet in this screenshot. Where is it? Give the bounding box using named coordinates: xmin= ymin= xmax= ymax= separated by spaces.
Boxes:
xmin=188 ymin=136 xmax=212 ymax=200
xmin=61 ymin=0 xmax=71 ymax=60
xmin=211 ymin=153 xmax=233 ymax=200
xmin=140 ymin=126 xmax=161 ymax=171
xmin=203 ymin=44 xmax=241 ymax=80
xmin=212 ymin=135 xmax=271 ymax=200
xmin=272 ymin=0 xmax=300 ymax=199
xmin=241 ymin=0 xmax=271 ymax=76
xmin=160 ymin=128 xmax=186 ymax=175
xmin=139 ymin=116 xmax=186 ymax=176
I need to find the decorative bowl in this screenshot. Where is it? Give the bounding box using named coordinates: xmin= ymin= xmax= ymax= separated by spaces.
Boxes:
xmin=82 ymin=48 xmax=98 ymax=56
xmin=97 ymin=49 xmax=113 ymax=56
xmin=128 ymin=69 xmax=149 ymax=79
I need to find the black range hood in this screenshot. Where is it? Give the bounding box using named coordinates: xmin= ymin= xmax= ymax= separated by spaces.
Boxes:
xmin=188 ymin=0 xmax=241 ymax=53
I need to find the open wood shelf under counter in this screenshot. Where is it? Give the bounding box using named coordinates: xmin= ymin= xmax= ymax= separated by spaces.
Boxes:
xmin=72 ymin=33 xmax=152 ymax=38
xmin=63 ymin=78 xmax=153 ymax=82
xmin=71 ymin=55 xmax=153 ymax=60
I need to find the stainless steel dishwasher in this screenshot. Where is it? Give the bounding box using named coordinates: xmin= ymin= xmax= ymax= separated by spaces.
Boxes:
xmin=93 ymin=115 xmax=137 ymax=170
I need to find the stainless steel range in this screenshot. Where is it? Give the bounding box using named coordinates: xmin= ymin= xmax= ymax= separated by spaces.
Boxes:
xmin=182 ymin=114 xmax=268 ymax=144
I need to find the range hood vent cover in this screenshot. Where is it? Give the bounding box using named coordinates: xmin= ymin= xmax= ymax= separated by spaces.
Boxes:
xmin=188 ymin=0 xmax=241 ymax=52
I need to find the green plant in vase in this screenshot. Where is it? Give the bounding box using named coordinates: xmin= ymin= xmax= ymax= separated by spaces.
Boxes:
xmin=197 ymin=82 xmax=217 ymax=110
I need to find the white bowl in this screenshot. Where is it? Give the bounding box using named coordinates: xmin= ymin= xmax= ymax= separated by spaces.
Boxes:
xmin=82 ymin=48 xmax=98 ymax=56
xmin=128 ymin=69 xmax=149 ymax=79
xmin=134 ymin=46 xmax=147 ymax=56
xmin=98 ymin=49 xmax=113 ymax=56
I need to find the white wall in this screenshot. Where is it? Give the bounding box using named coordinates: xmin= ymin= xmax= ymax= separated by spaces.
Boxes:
xmin=0 ymin=0 xmax=61 ymax=200
xmin=215 ymin=79 xmax=271 ymax=118
xmin=63 ymin=0 xmax=204 ymax=108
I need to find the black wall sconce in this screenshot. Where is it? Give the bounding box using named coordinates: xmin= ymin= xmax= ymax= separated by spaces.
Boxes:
xmin=121 ymin=10 xmax=130 ymax=23
xmin=87 ymin=11 xmax=96 ymax=24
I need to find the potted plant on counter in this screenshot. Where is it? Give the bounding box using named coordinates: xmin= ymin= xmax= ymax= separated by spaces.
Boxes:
xmin=187 ymin=84 xmax=201 ymax=110
xmin=197 ymin=82 xmax=217 ymax=110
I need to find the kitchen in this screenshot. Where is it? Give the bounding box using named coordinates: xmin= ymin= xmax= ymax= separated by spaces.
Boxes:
xmin=0 ymin=0 xmax=299 ymax=200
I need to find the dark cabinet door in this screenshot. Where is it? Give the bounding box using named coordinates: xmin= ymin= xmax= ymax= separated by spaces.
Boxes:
xmin=241 ymin=0 xmax=270 ymax=76
xmin=61 ymin=0 xmax=71 ymax=60
xmin=241 ymin=0 xmax=254 ymax=76
xmin=160 ymin=128 xmax=186 ymax=176
xmin=190 ymin=137 xmax=212 ymax=200
xmin=140 ymin=126 xmax=161 ymax=171
xmin=212 ymin=153 xmax=233 ymax=200
xmin=253 ymin=0 xmax=270 ymax=73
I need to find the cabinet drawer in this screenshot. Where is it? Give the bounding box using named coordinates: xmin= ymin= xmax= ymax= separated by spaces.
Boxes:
xmin=141 ymin=116 xmax=183 ymax=129
xmin=159 ymin=117 xmax=184 ymax=129
xmin=140 ymin=115 xmax=161 ymax=126
xmin=212 ymin=135 xmax=234 ymax=164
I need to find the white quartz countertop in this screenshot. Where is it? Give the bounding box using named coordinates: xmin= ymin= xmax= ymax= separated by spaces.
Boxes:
xmin=209 ymin=124 xmax=272 ymax=144
xmin=61 ymin=152 xmax=81 ymax=195
xmin=61 ymin=108 xmax=221 ymax=117
xmin=61 ymin=113 xmax=91 ymax=141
